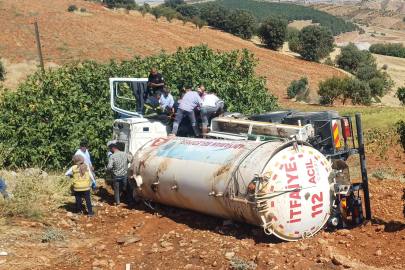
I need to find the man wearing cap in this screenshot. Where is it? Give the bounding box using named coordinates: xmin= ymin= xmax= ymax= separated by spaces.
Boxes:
xmin=75 ymin=141 xmax=95 ymax=178
xmin=170 ymin=88 xmax=203 ymax=137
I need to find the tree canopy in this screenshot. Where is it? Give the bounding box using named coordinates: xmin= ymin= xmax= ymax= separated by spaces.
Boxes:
xmin=298 ymin=25 xmax=334 ymax=62
xmin=257 ymin=16 xmax=288 ymax=50
xmin=225 ymin=9 xmax=258 ymax=40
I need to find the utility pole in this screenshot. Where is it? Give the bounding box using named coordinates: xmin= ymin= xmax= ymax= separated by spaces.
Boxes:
xmin=34 ymin=22 xmax=45 ymax=72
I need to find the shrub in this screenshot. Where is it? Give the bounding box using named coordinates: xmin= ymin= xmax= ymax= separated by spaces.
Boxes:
xmin=42 ymin=230 xmax=66 ymax=242
xmin=105 ymin=0 xmax=115 ymax=9
xmin=200 ymin=2 xmax=229 ymax=29
xmin=396 ymin=86 xmax=405 ymax=106
xmin=176 ymin=4 xmax=199 ymax=18
xmin=396 ymin=120 xmax=405 ymax=156
xmin=287 ymin=77 xmax=308 ymax=99
xmin=359 ymin=28 xmax=365 ymax=34
xmin=0 ymin=56 xmax=5 ymax=81
xmin=369 ymin=43 xmax=405 ymax=58
xmin=181 ymin=15 xmax=190 ymax=25
xmin=141 ymin=9 xmax=147 ymax=17
xmin=0 ymin=45 xmax=278 ymax=170
xmin=225 ymin=9 xmax=258 ymax=40
xmin=176 ymin=12 xmax=182 ymax=20
xmin=191 ymin=16 xmax=207 ymax=29
xmin=257 ymin=16 xmax=288 ymax=50
xmin=382 ymin=64 xmax=388 ymax=70
xmin=324 ymin=57 xmax=334 ymax=66
xmin=68 ymin=5 xmax=78 ymax=12
xmin=371 ymin=34 xmax=375 ymax=37
xmin=163 ymin=7 xmax=176 ymax=22
xmin=298 ymin=25 xmax=334 ymax=62
xmin=80 ymin=8 xmax=86 ymax=12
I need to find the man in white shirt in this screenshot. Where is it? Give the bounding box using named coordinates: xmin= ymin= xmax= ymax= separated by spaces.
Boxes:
xmin=200 ymin=89 xmax=224 ymax=139
xmin=159 ymin=88 xmax=174 ymax=113
xmin=75 ymin=141 xmax=96 ymax=178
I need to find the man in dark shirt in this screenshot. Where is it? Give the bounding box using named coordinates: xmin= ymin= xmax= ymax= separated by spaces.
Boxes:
xmin=142 ymin=90 xmax=168 ymax=124
xmin=147 ymin=67 xmax=165 ymax=95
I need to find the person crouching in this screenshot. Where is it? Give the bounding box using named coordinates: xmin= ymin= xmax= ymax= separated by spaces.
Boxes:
xmin=65 ymin=155 xmax=96 ymax=217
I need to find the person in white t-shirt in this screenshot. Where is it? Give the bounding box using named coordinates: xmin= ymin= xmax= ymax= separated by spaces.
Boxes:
xmin=200 ymin=89 xmax=224 ymax=139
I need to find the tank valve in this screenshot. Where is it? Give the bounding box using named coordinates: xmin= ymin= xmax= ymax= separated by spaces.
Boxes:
xmin=208 ymin=191 xmax=215 ymax=196
xmin=171 ymin=185 xmax=178 ymax=190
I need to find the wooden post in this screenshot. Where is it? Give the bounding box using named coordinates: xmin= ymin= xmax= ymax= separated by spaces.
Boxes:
xmin=34 ymin=22 xmax=45 ymax=72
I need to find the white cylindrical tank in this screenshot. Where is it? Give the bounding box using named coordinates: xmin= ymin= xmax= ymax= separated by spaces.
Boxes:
xmin=130 ymin=137 xmax=333 ymax=241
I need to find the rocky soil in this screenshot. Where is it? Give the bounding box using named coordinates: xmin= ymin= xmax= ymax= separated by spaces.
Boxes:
xmin=1 ymin=176 xmax=405 ymax=270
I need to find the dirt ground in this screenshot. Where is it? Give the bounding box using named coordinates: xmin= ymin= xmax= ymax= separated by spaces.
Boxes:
xmin=0 ymin=0 xmax=344 ymax=99
xmin=1 ymin=171 xmax=405 ymax=270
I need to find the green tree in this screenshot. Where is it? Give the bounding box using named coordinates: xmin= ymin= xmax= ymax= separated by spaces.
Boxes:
xmin=225 ymin=9 xmax=258 ymax=40
xmin=68 ymin=5 xmax=78 ymax=12
xmin=286 ymin=27 xmax=300 ymax=53
xmin=191 ymin=16 xmax=207 ymax=29
xmin=298 ymin=25 xmax=334 ymax=62
xmin=139 ymin=3 xmax=151 ymax=13
xmin=0 ymin=56 xmax=5 ymax=81
xmin=396 ymin=86 xmax=405 ymax=106
xmin=200 ymin=2 xmax=229 ymax=29
xmin=163 ymin=0 xmax=185 ymax=9
xmin=336 ymin=44 xmax=367 ymax=73
xmin=287 ymin=77 xmax=308 ymax=99
xmin=345 ymin=79 xmax=371 ymax=106
xmin=257 ymin=16 xmax=288 ymax=50
xmin=318 ymin=76 xmax=350 ymax=105
xmin=0 ymin=45 xmax=278 ymax=170
xmin=176 ymin=5 xmax=199 ymax=18
xmin=163 ymin=7 xmax=176 ymax=22
xmin=151 ymin=7 xmax=163 ymax=21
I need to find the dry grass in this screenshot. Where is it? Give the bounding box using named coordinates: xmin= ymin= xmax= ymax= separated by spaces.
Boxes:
xmin=0 ymin=169 xmax=72 ymax=220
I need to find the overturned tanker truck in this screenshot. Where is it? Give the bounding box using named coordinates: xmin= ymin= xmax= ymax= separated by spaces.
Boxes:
xmin=110 ymin=78 xmax=371 ymax=241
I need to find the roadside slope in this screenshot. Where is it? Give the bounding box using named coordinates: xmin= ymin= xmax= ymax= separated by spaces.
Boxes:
xmin=0 ymin=0 xmax=344 ymax=99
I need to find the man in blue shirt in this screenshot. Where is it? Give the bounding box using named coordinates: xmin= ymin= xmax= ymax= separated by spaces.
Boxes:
xmin=159 ymin=88 xmax=174 ymax=113
xmin=170 ymin=88 xmax=202 ymax=136
xmin=75 ymin=141 xmax=95 ymax=177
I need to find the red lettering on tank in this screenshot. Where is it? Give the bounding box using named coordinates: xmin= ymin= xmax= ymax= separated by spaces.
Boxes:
xmin=308 ymin=176 xmax=316 ymax=184
xmin=286 ymin=174 xmax=298 ymax=184
xmin=285 ymin=162 xmax=297 ymax=172
xmin=288 ymin=219 xmax=301 ymax=224
xmin=289 ymin=191 xmax=301 ymax=200
xmin=311 ymin=192 xmax=323 ymax=218
xmin=307 ymin=169 xmax=315 ymax=177
xmin=290 ymin=200 xmax=301 ymax=208
xmin=290 ymin=209 xmax=301 ymax=219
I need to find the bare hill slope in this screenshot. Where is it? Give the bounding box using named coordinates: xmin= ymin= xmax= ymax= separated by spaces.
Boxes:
xmin=0 ymin=0 xmax=344 ymax=99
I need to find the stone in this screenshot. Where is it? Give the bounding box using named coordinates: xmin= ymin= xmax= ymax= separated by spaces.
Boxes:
xmin=338 ymin=240 xmax=347 ymax=244
xmin=375 ymin=250 xmax=382 ymax=256
xmin=225 ymin=252 xmax=235 ymax=260
xmin=190 ymin=239 xmax=198 ymax=243
xmin=161 ymin=246 xmax=174 ymax=252
xmin=330 ymin=253 xmax=359 ymax=268
xmin=161 ymin=241 xmax=173 ymax=248
xmin=318 ymin=257 xmax=329 ymax=263
xmin=116 ymin=235 xmax=142 ymax=245
xmin=86 ymin=223 xmax=93 ymax=228
xmin=317 ymin=239 xmax=326 ymax=245
xmin=184 ymin=264 xmax=193 ymax=269
xmin=212 ymin=261 xmax=217 ymax=267
xmin=66 ymin=212 xmax=73 ymax=217
xmin=346 ymin=234 xmax=355 ymax=240
xmin=0 ymin=260 xmax=6 ymax=265
xmin=0 ymin=252 xmax=7 ymax=256
xmin=337 ymin=229 xmax=350 ymax=236
xmin=92 ymin=260 xmax=100 ymax=266
xmin=98 ymin=260 xmax=108 ymax=267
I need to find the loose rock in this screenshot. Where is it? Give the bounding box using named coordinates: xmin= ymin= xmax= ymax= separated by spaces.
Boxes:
xmin=225 ymin=252 xmax=235 ymax=260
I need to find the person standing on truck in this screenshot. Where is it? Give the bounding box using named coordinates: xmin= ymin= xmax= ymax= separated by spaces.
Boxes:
xmin=147 ymin=67 xmax=165 ymax=95
xmin=170 ymin=88 xmax=203 ymax=137
xmin=142 ymin=91 xmax=168 ymax=124
xmin=65 ymin=155 xmax=96 ymax=216
xmin=0 ymin=175 xmax=14 ymax=199
xmin=201 ymin=89 xmax=224 ymax=139
xmin=159 ymin=87 xmax=174 ymax=113
xmin=172 ymin=90 xmax=186 ymax=113
xmin=107 ymin=144 xmax=134 ymax=207
xmin=200 ymin=85 xmax=207 ymax=98
xmin=75 ymin=141 xmax=96 ymax=179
